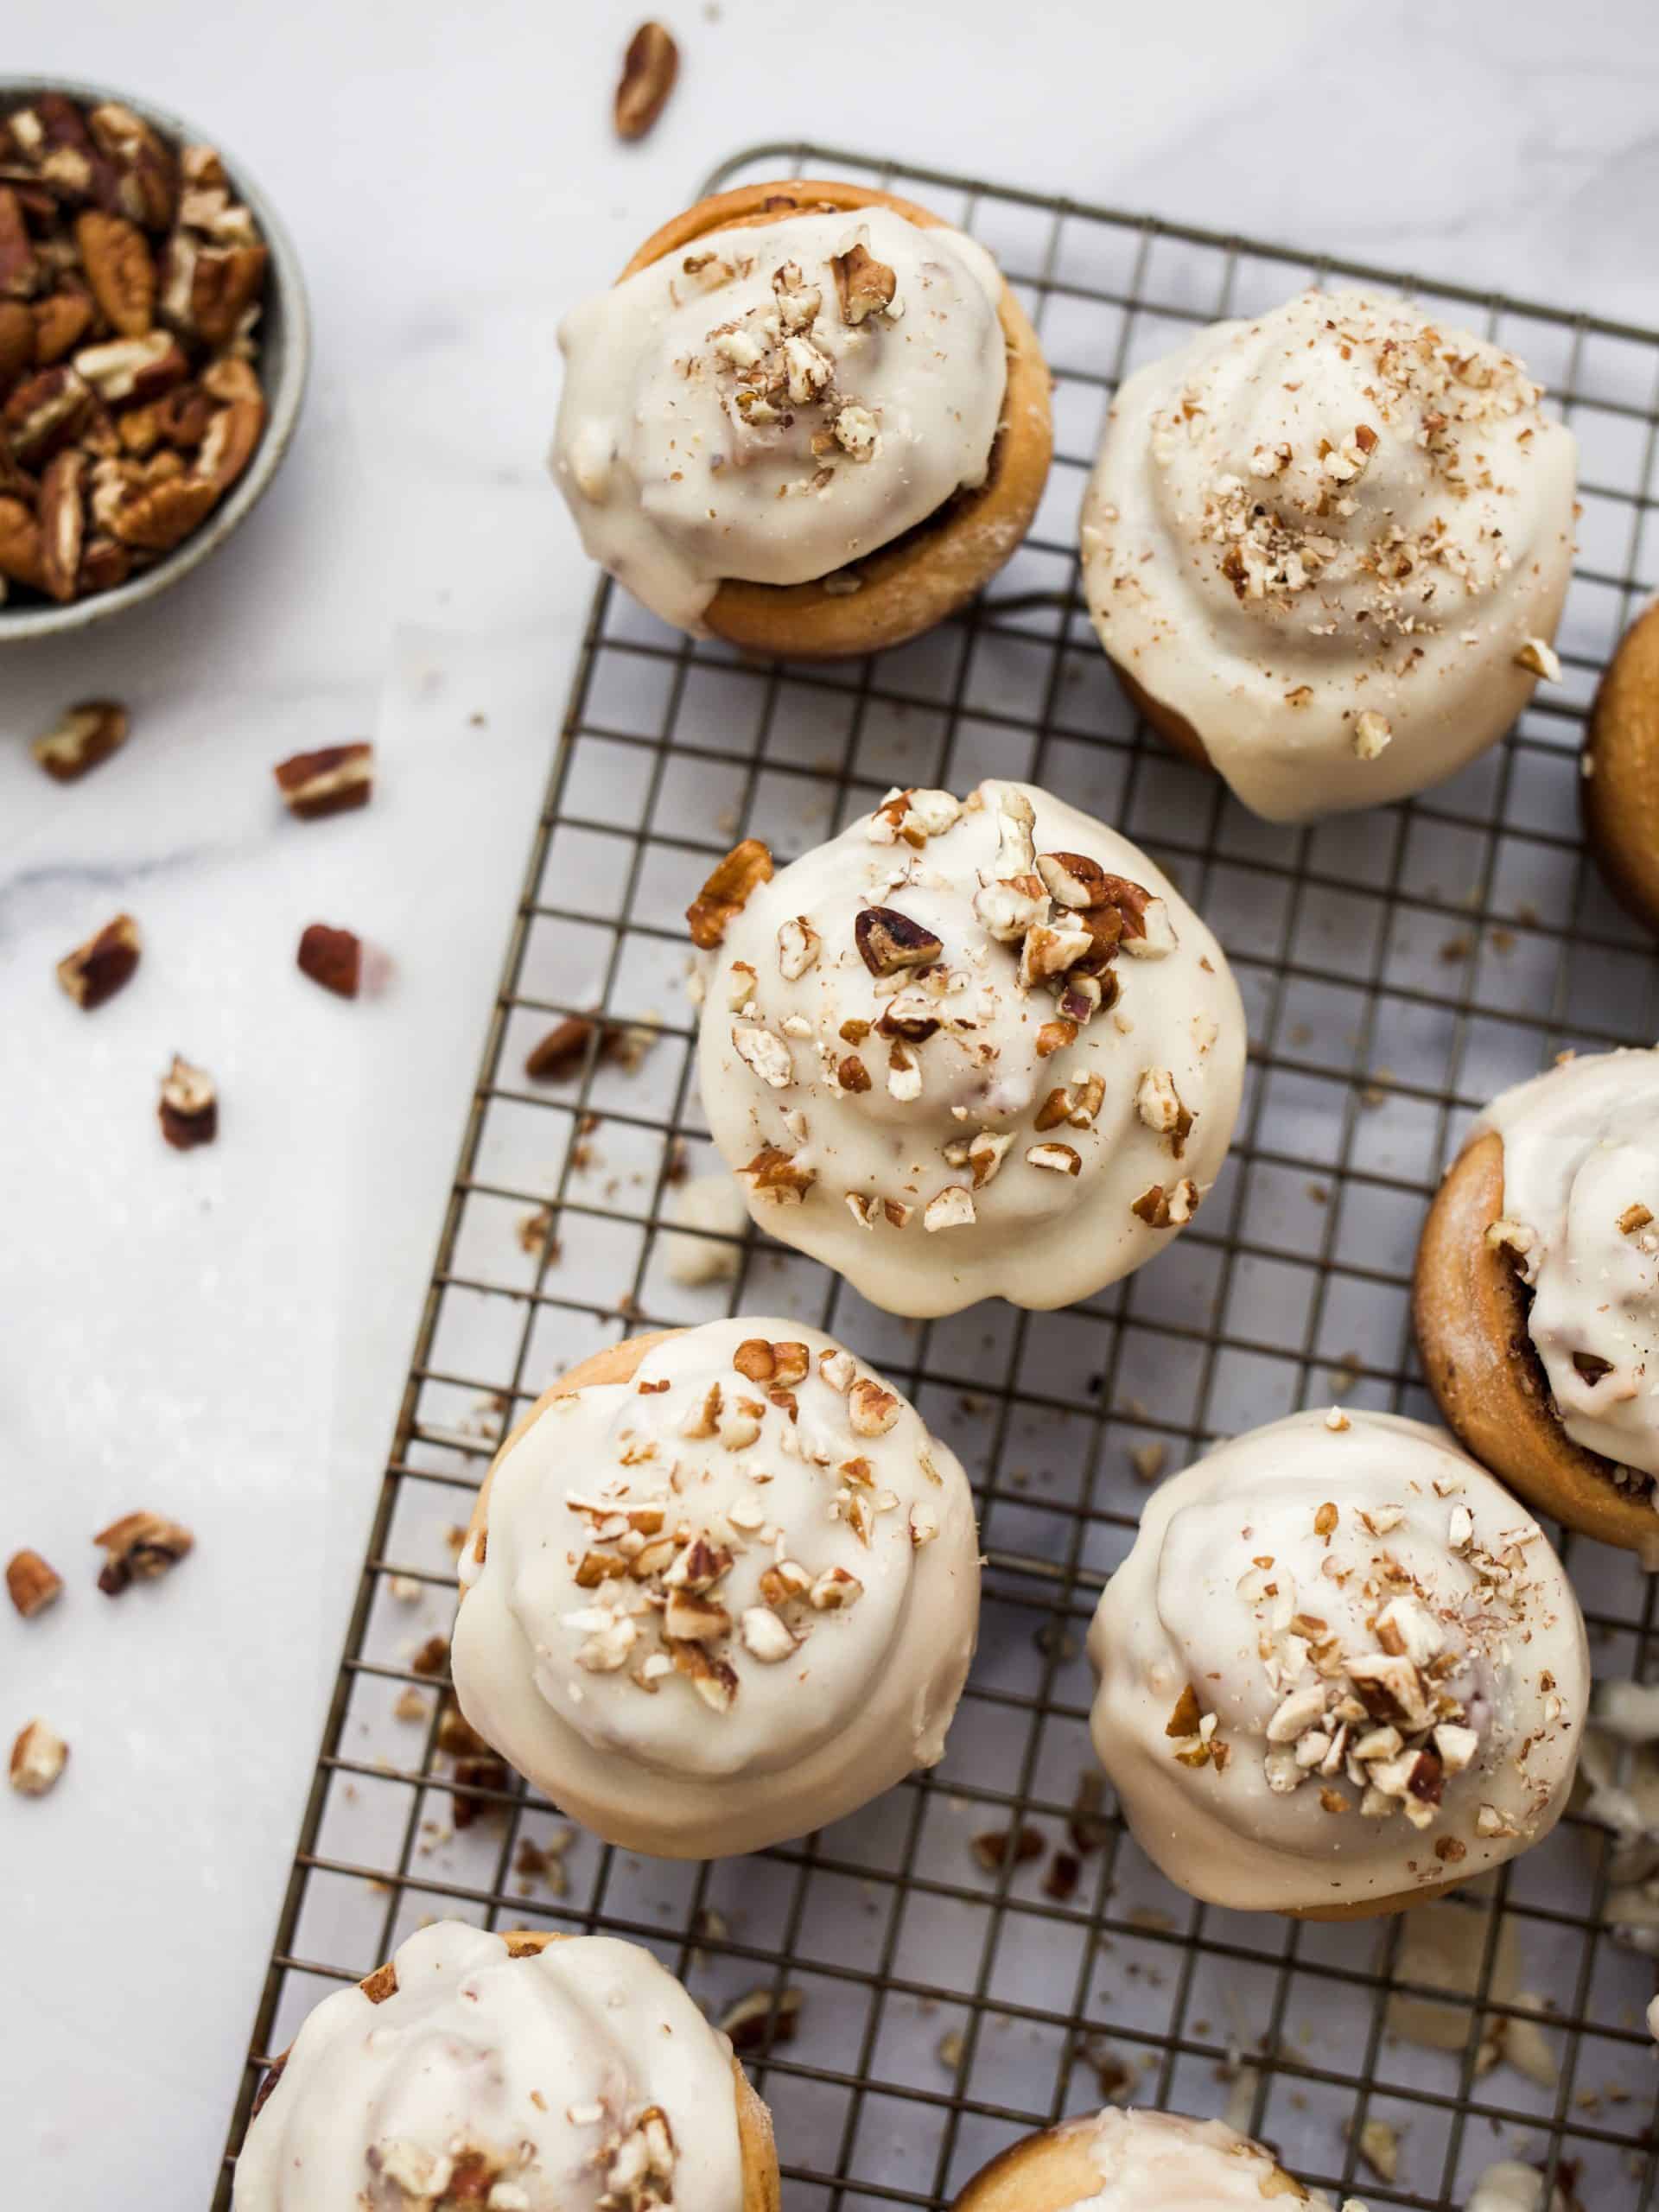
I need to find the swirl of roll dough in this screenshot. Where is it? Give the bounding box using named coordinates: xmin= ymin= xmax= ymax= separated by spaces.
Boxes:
xmin=1478 ymin=1047 xmax=1659 ymax=1483
xmin=1081 ymin=288 xmax=1576 ymax=822
xmin=690 ymin=779 xmax=1245 ymax=1318
xmin=1087 ymin=1409 xmax=1586 ymax=1914
xmin=451 ymin=1319 xmax=980 ymax=1857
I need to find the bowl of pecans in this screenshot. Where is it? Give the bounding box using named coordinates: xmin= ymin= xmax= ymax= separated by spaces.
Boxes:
xmin=0 ymin=77 xmax=308 ymax=640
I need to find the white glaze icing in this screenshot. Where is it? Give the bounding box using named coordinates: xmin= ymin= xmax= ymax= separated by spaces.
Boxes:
xmin=551 ymin=207 xmax=1008 ymax=633
xmin=232 ymin=1923 xmax=743 ymax=2212
xmin=1048 ymin=2109 xmax=1358 ymax=2211
xmin=692 ymin=779 xmax=1245 ymax=1318
xmin=1081 ymin=289 xmax=1577 ymax=823
xmin=451 ymin=1318 xmax=979 ymax=1858
xmin=1086 ymin=1410 xmax=1587 ymax=1913
xmin=1477 ymin=1046 xmax=1659 ymax=1486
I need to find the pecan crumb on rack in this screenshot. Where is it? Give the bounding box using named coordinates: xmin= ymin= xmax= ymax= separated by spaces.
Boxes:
xmin=718 ymin=1985 xmax=803 ymax=2053
xmin=94 ymin=1510 xmax=194 ymax=1594
xmin=6 ymin=1548 xmax=63 ymax=1619
xmin=970 ymin=1824 xmax=1044 ymax=1872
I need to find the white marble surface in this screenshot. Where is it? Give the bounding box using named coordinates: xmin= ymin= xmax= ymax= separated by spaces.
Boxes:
xmin=3 ymin=1 xmax=1659 ymax=2202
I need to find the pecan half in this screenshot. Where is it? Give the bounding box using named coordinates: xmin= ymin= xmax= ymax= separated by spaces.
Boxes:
xmin=273 ymin=741 xmax=373 ymax=821
xmin=57 ymin=912 xmax=141 ymax=1008
xmin=0 ymin=298 xmax=34 ymax=393
xmin=296 ymin=922 xmax=362 ymax=999
xmin=86 ymin=103 xmax=178 ymax=232
xmin=37 ymin=446 xmax=86 ymax=601
xmin=3 ymin=363 xmax=93 ymax=467
xmin=75 ymin=209 xmax=156 ymax=335
xmin=30 ymin=288 xmax=92 ymax=367
xmin=107 ymin=470 xmax=214 ymax=551
xmin=0 ymin=493 xmax=44 ymax=587
xmin=196 ymin=356 xmax=264 ymax=490
xmin=184 ymin=242 xmax=267 ymax=347
xmin=614 ymin=22 xmax=679 ymax=140
xmin=687 ymin=837 xmax=773 ymax=948
xmin=94 ymin=1510 xmax=194 ymax=1594
xmin=0 ymin=185 xmax=37 ymax=299
xmin=158 ymin=1056 xmax=217 ymax=1148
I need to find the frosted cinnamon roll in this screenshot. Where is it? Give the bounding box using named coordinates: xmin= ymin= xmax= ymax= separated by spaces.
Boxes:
xmin=1583 ymin=599 xmax=1659 ymax=936
xmin=450 ymin=1320 xmax=979 ymax=1858
xmin=1415 ymin=1046 xmax=1659 ymax=1554
xmin=950 ymin=2107 xmax=1367 ymax=2212
xmin=1086 ymin=1410 xmax=1587 ymax=1916
xmin=551 ymin=178 xmax=1052 ymax=658
xmin=233 ymin=1923 xmax=779 ymax=2212
xmin=687 ymin=779 xmax=1245 ymax=1318
xmin=1081 ymin=289 xmax=1577 ymax=822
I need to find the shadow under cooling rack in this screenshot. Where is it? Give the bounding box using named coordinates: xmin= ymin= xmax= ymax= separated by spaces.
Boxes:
xmin=213 ymin=143 xmax=1659 ymax=2212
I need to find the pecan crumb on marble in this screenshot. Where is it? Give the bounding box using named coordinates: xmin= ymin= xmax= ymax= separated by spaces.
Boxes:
xmin=6 ymin=1548 xmax=64 ymax=1619
xmin=94 ymin=1510 xmax=194 ymax=1594
xmin=157 ymin=1054 xmax=216 ymax=1147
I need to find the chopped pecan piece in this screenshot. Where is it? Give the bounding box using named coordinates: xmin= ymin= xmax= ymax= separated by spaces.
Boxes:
xmin=524 ymin=1014 xmax=595 ymax=1080
xmin=614 ymin=22 xmax=680 ymax=140
xmin=855 ymin=906 xmax=943 ymax=976
xmin=296 ymin=922 xmax=362 ymax=999
xmin=94 ymin=1510 xmax=194 ymax=1594
xmin=687 ymin=837 xmax=773 ymax=948
xmin=0 ymin=185 xmax=37 ymax=299
xmin=9 ymin=1719 xmax=68 ymax=1797
xmin=57 ymin=912 xmax=141 ymax=1009
xmin=273 ymin=741 xmax=373 ymax=821
xmin=718 ymin=1986 xmax=802 ymax=2054
xmin=831 ymin=240 xmax=898 ymax=325
xmin=32 ymin=699 xmax=128 ymax=781
xmin=158 ymin=1056 xmax=217 ymax=1148
xmin=6 ymin=1549 xmax=64 ymax=1619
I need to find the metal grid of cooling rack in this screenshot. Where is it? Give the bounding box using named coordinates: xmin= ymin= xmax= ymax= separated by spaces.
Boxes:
xmin=216 ymin=143 xmax=1659 ymax=2212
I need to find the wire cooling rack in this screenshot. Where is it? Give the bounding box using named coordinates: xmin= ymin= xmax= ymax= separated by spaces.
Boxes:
xmin=216 ymin=143 xmax=1659 ymax=2212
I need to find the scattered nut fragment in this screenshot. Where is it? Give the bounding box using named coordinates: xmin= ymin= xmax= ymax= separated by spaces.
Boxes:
xmin=5 ymin=1549 xmax=64 ymax=1620
xmin=524 ymin=1014 xmax=596 ymax=1081
xmin=31 ymin=700 xmax=129 ymax=782
xmin=296 ymin=922 xmax=361 ymax=999
xmin=9 ymin=1719 xmax=68 ymax=1797
xmin=970 ymin=1825 xmax=1044 ymax=1872
xmin=1352 ymin=709 xmax=1392 ymax=760
xmin=93 ymin=1510 xmax=194 ymax=1594
xmin=614 ymin=21 xmax=679 ymax=139
xmin=56 ymin=912 xmax=141 ymax=1009
xmin=157 ymin=1055 xmax=217 ymax=1148
xmin=1515 ymin=637 xmax=1561 ymax=682
xmin=718 ymin=1985 xmax=803 ymax=2054
xmin=410 ymin=1633 xmax=450 ymax=1678
xmin=273 ymin=741 xmax=373 ymax=821
xmin=831 ymin=239 xmax=898 ymax=325
xmin=686 ymin=838 xmax=772 ymax=949
xmin=1355 ymin=2116 xmax=1399 ymax=2183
